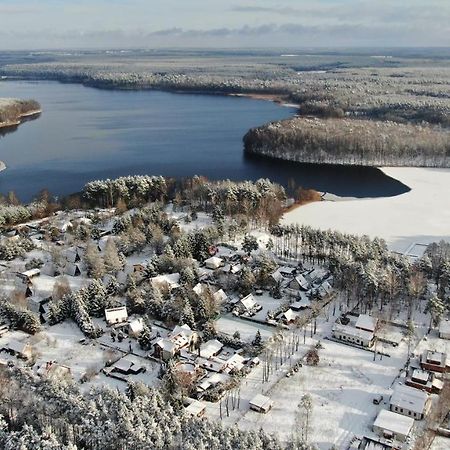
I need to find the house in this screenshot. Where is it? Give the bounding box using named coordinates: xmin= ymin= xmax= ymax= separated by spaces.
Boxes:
xmin=128 ymin=318 xmax=145 ymax=338
xmin=105 ymin=306 xmax=128 ymax=326
xmin=389 ymin=384 xmax=431 ymax=420
xmin=332 ymin=322 xmax=374 ymax=348
xmin=439 ymin=321 xmax=450 ymax=340
xmin=213 ymin=289 xmax=228 ymax=304
xmin=355 ymin=314 xmax=378 ymax=333
xmin=63 ymin=263 xmax=81 ymax=277
xmin=235 ymin=294 xmax=259 ymax=315
xmin=27 ymin=296 xmax=51 ymax=323
xmin=151 ymin=273 xmax=180 ymax=292
xmin=223 ymin=353 xmax=245 ymax=373
xmin=282 ymin=308 xmax=298 ymax=324
xmin=405 ymin=369 xmax=434 ymax=393
xmin=185 ymin=400 xmax=206 ymax=418
xmin=1 ymin=340 xmax=32 ymax=360
xmin=249 ymin=394 xmax=274 ymax=413
xmin=287 ymin=274 xmax=309 ymax=292
xmin=291 ymin=296 xmax=311 ymax=311
xmin=278 ymin=266 xmax=297 ymax=278
xmin=17 ymin=268 xmax=40 ymax=283
xmin=110 ymin=358 xmax=145 ymax=375
xmin=65 ymin=246 xmax=83 ymax=264
xmin=200 ymin=339 xmax=223 ymax=359
xmin=373 ymin=409 xmax=414 ymax=442
xmin=153 ymin=324 xmax=198 ymax=361
xmin=270 ymin=269 xmax=284 ymax=285
xmin=204 ymin=256 xmax=223 ymax=270
xmin=37 ymin=361 xmax=72 ymax=380
xmin=420 ymin=350 xmax=447 ymax=373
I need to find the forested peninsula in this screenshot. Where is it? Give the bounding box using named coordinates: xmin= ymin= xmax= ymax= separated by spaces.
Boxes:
xmin=0 ymin=98 xmax=41 ymax=129
xmin=244 ymin=117 xmax=450 ymax=167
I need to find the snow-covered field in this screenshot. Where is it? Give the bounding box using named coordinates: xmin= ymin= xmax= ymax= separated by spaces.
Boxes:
xmin=284 ymin=167 xmax=450 ymax=254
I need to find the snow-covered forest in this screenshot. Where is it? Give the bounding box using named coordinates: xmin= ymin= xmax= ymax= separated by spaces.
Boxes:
xmin=244 ymin=117 xmax=450 ymax=167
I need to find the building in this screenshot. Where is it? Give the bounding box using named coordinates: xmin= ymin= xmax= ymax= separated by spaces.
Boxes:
xmin=373 ymin=409 xmax=414 ymax=442
xmin=249 ymin=394 xmax=274 ymax=413
xmin=287 ymin=274 xmax=309 ymax=292
xmin=332 ymin=322 xmax=374 ymax=348
xmin=153 ymin=324 xmax=198 ymax=361
xmin=405 ymin=369 xmax=434 ymax=393
xmin=204 ymin=256 xmax=223 ymax=270
xmin=200 ymin=339 xmax=223 ymax=359
xmin=1 ymin=340 xmax=32 ymax=360
xmin=185 ymin=400 xmax=206 ymax=418
xmin=389 ymin=384 xmax=431 ymax=420
xmin=282 ymin=308 xmax=298 ymax=324
xmin=105 ymin=306 xmax=128 ymax=326
xmin=235 ymin=294 xmax=259 ymax=315
xmin=355 ymin=314 xmax=378 ymax=333
xmin=420 ymin=350 xmax=447 ymax=373
xmin=439 ymin=321 xmax=450 ymax=340
xmin=17 ymin=268 xmax=41 ymax=283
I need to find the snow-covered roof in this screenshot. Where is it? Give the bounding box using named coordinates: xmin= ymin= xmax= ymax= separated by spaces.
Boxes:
xmin=20 ymin=268 xmax=40 ymax=278
xmin=283 ymin=309 xmax=298 ymax=322
xmin=151 ymin=273 xmax=180 ymax=290
xmin=332 ymin=323 xmax=374 ymax=341
xmin=213 ymin=289 xmax=228 ymax=303
xmin=355 ymin=314 xmax=377 ymax=332
xmin=390 ymin=384 xmax=429 ymax=415
xmin=373 ymin=409 xmax=414 ymax=437
xmin=249 ymin=394 xmax=273 ymax=411
xmin=105 ymin=306 xmax=128 ymax=324
xmin=3 ymin=339 xmax=29 ymax=354
xmin=291 ymin=297 xmax=311 ymax=310
xmin=279 ymin=266 xmax=296 ymax=275
xmin=238 ymin=294 xmax=257 ymax=311
xmin=271 ymin=269 xmax=284 ymax=283
xmin=412 ymin=369 xmax=429 ymax=383
xmin=193 ymin=283 xmax=208 ymax=296
xmin=185 ymin=400 xmax=206 ymax=417
xmin=224 ymin=353 xmax=245 ymax=373
xmin=204 ymin=256 xmax=223 ymax=269
xmin=200 ymin=339 xmax=223 ymax=359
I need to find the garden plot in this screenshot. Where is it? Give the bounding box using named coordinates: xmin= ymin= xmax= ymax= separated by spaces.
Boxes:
xmin=28 ymin=321 xmax=118 ymax=380
xmin=233 ymin=339 xmax=408 ymax=449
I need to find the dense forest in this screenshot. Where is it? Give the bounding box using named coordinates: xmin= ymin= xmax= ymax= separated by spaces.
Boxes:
xmin=0 ymin=98 xmax=41 ymax=127
xmin=0 ymin=367 xmax=289 ymax=450
xmin=244 ymin=117 xmax=450 ymax=167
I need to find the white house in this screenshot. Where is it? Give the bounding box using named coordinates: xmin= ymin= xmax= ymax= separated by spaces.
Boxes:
xmin=389 ymin=384 xmax=431 ymax=420
xmin=373 ymin=409 xmax=414 ymax=442
xmin=332 ymin=322 xmax=374 ymax=348
xmin=105 ymin=306 xmax=128 ymax=326
xmin=235 ymin=294 xmax=258 ymax=314
xmin=439 ymin=321 xmax=450 ymax=340
xmin=249 ymin=394 xmax=274 ymax=413
xmin=185 ymin=400 xmax=206 ymax=418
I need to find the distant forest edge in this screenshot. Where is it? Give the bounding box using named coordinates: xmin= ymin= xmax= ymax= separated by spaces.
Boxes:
xmin=244 ymin=117 xmax=450 ymax=168
xmin=0 ymin=98 xmax=41 ymax=128
xmin=2 ymin=51 xmax=450 ymax=167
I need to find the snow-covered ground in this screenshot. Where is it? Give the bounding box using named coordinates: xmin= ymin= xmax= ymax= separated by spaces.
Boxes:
xmin=283 ymin=167 xmax=450 ymax=254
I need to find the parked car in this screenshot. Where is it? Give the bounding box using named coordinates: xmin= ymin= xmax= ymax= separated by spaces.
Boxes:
xmin=373 ymin=395 xmax=383 ymax=405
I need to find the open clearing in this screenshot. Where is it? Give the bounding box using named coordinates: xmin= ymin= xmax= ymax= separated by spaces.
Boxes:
xmin=284 ymin=167 xmax=450 ymax=254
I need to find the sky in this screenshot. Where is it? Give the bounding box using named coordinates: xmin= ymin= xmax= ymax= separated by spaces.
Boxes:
xmin=0 ymin=0 xmax=449 ymax=50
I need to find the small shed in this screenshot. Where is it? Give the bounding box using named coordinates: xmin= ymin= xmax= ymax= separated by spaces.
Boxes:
xmin=373 ymin=409 xmax=414 ymax=442
xmin=249 ymin=394 xmax=274 ymax=413
xmin=105 ymin=306 xmax=128 ymax=326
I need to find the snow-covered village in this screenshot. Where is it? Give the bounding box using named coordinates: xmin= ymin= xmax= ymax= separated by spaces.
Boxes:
xmin=0 ymin=174 xmax=449 ymax=450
